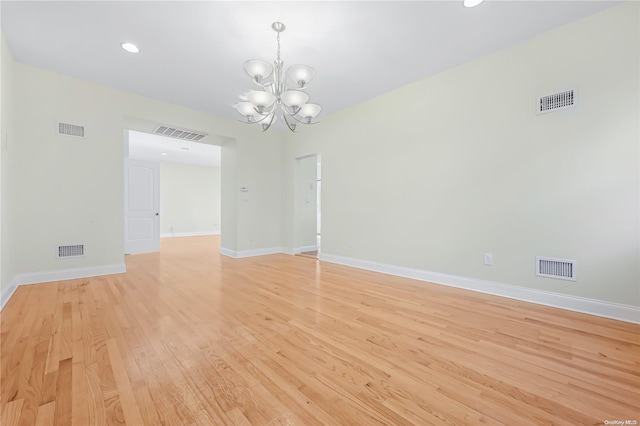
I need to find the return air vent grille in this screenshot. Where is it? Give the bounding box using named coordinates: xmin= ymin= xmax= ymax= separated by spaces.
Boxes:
xmin=58 ymin=244 xmax=84 ymax=258
xmin=536 ymin=256 xmax=576 ymax=281
xmin=538 ymin=89 xmax=575 ymax=114
xmin=58 ymin=122 xmax=85 ymax=138
xmin=154 ymin=125 xmax=207 ymax=141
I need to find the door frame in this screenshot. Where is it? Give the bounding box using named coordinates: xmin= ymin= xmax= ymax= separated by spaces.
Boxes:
xmin=293 ymin=153 xmax=321 ymax=256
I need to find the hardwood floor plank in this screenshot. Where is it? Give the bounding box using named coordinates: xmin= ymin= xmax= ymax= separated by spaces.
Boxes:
xmin=84 ymin=362 xmax=107 ymax=425
xmin=29 ymin=315 xmax=54 ymax=409
xmin=1 ymin=398 xmax=23 ymax=426
xmin=44 ymin=315 xmax=61 ymax=375
xmin=69 ymin=360 xmax=88 ymax=426
xmin=35 ymin=401 xmax=56 ymax=426
xmin=1 ymin=235 xmax=638 ymax=425
xmin=105 ymin=338 xmax=144 ymax=425
xmin=59 ymin=303 xmax=72 ymax=361
xmin=53 ymin=359 xmax=72 ymax=426
xmin=102 ymin=394 xmax=126 ymax=425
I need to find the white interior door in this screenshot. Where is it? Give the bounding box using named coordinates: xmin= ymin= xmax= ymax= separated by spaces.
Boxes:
xmin=125 ymin=159 xmax=160 ymax=254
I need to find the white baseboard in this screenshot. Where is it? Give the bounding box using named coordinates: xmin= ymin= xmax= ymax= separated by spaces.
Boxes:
xmin=1 ymin=263 xmax=126 ymax=312
xmin=220 ymin=246 xmax=285 ymax=259
xmin=0 ymin=276 xmax=19 ymax=311
xmin=220 ymin=247 xmax=236 ymax=258
xmin=319 ymin=253 xmax=640 ymax=324
xmin=17 ymin=263 xmax=127 ymax=286
xmin=161 ymin=231 xmax=220 ymax=238
xmin=292 ymin=245 xmax=318 ymax=255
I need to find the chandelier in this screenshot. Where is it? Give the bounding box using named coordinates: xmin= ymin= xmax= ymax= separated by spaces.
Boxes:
xmin=234 ymin=22 xmax=321 ymax=132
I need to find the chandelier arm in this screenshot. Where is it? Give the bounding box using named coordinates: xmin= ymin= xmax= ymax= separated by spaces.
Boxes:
xmin=252 ymin=112 xmax=275 ymax=123
xmin=252 ymin=78 xmax=273 ymax=88
xmin=237 ymin=110 xmax=272 ymax=125
xmin=260 ymin=112 xmax=277 ymax=132
xmin=285 ymin=112 xmax=306 ymax=123
xmin=252 ymin=105 xmax=275 ymax=119
xmin=286 ymin=113 xmax=319 ymax=125
xmin=282 ymin=114 xmax=298 ymax=132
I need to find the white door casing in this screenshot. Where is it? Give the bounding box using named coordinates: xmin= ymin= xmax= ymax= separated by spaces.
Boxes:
xmin=125 ymin=159 xmax=160 ymax=254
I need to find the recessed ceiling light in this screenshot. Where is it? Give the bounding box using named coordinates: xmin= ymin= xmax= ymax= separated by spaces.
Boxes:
xmin=160 ymin=152 xmax=167 ymax=156
xmin=121 ymin=42 xmax=139 ymax=53
xmin=463 ymin=0 xmax=484 ymax=7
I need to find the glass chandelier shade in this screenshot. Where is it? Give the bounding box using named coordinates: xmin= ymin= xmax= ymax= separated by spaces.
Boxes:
xmin=298 ymin=103 xmax=322 ymax=123
xmin=234 ymin=22 xmax=321 ymax=132
xmin=280 ymin=90 xmax=309 ymax=111
xmin=244 ymin=60 xmax=273 ymax=83
xmin=287 ymin=65 xmax=315 ymax=89
xmin=233 ymin=102 xmax=260 ymax=121
xmin=247 ymin=91 xmax=277 ymax=111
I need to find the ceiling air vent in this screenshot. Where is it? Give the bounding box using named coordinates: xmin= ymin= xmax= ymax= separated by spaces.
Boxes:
xmin=536 ymin=256 xmax=576 ymax=281
xmin=58 ymin=244 xmax=84 ymax=258
xmin=58 ymin=122 xmax=85 ymax=138
xmin=538 ymin=89 xmax=576 ymax=114
xmin=154 ymin=125 xmax=207 ymax=141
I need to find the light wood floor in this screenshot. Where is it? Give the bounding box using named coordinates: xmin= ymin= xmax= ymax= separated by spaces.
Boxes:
xmin=1 ymin=236 xmax=638 ymax=425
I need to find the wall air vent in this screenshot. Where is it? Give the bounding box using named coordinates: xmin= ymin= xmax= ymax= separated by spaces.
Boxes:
xmin=58 ymin=122 xmax=85 ymax=138
xmin=154 ymin=125 xmax=207 ymax=141
xmin=538 ymin=89 xmax=576 ymax=114
xmin=536 ymin=256 xmax=576 ymax=281
xmin=58 ymin=244 xmax=84 ymax=258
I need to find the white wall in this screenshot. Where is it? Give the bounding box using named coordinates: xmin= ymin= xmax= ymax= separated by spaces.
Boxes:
xmin=5 ymin=61 xmax=283 ymax=286
xmin=234 ymin=133 xmax=283 ymax=253
xmin=221 ymin=139 xmax=238 ymax=251
xmin=1 ymin=30 xmax=16 ymax=304
xmin=160 ymin=161 xmax=221 ymax=236
xmin=283 ymin=3 xmax=639 ymax=308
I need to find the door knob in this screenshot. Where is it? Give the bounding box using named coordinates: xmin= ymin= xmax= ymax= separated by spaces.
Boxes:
xmin=155 ymin=213 xmax=159 ymax=216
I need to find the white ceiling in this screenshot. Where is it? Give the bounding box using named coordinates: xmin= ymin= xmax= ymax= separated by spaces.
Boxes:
xmin=2 ymin=1 xmax=620 ymax=126
xmin=128 ymin=130 xmax=221 ymax=167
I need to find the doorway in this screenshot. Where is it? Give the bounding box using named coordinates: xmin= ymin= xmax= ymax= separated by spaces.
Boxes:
xmin=295 ymin=154 xmax=321 ymax=259
xmin=124 ymin=129 xmax=222 ymax=254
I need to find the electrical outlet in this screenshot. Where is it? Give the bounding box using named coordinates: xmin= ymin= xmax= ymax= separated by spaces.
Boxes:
xmin=484 ymin=253 xmax=493 ymax=266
